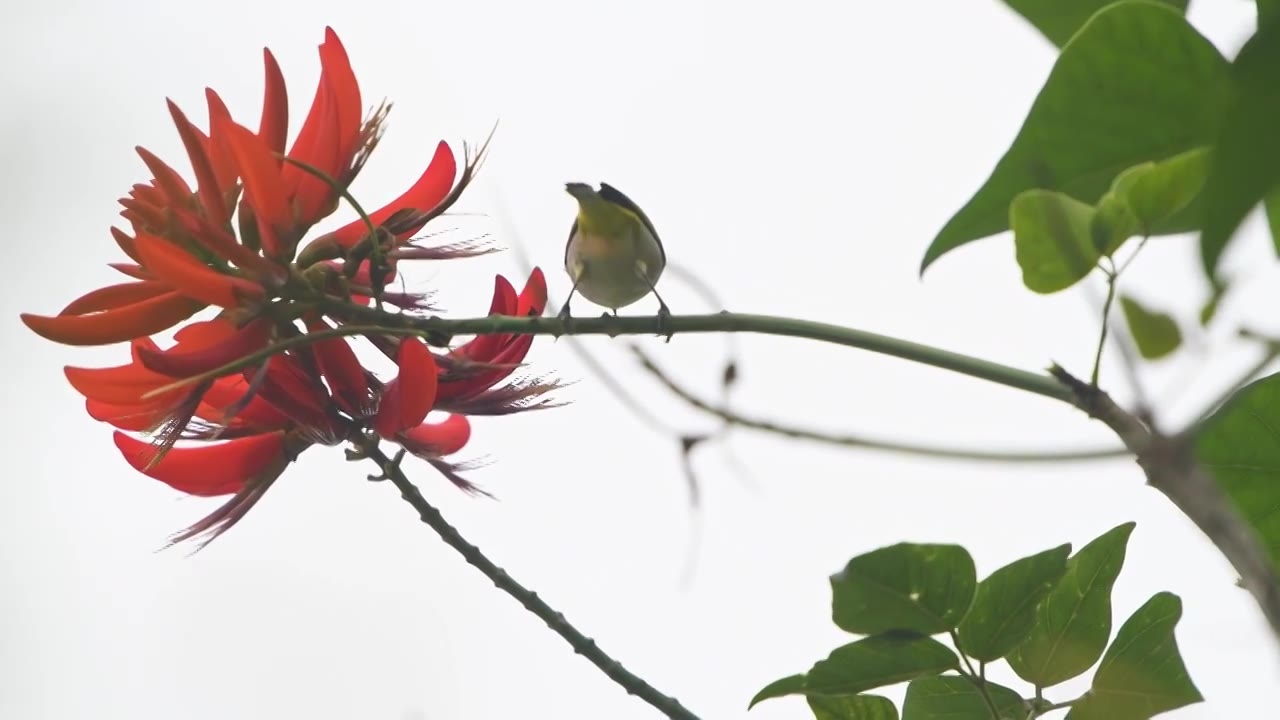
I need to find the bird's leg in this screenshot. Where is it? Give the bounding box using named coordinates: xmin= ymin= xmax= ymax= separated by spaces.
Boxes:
xmin=557 ymin=277 xmax=581 ymax=338
xmin=639 ymin=271 xmax=673 ymax=344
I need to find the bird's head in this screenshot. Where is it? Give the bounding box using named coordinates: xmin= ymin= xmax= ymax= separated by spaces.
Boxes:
xmin=564 ymin=182 xmax=599 ymax=202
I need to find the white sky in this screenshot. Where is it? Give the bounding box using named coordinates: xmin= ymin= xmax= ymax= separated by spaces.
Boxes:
xmin=2 ymin=1 xmax=1278 ymax=718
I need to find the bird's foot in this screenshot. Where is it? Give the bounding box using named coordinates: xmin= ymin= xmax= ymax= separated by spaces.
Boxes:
xmin=556 ymin=303 xmax=575 ymax=339
xmin=601 ymin=311 xmax=621 ymax=338
xmin=656 ymin=303 xmax=673 ymax=344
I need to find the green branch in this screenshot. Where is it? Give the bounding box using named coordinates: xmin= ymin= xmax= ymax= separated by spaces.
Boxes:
xmin=359 ymin=441 xmax=702 ymax=720
xmin=319 ymin=304 xmax=1074 ymax=404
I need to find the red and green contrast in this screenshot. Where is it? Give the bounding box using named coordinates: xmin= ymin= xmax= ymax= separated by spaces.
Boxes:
xmin=21 ymin=28 xmax=556 ymax=546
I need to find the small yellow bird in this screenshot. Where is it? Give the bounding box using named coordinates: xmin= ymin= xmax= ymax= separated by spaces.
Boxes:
xmin=560 ymin=182 xmax=670 ymax=326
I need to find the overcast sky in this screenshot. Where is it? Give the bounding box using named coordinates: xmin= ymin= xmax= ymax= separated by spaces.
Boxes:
xmin=2 ymin=1 xmax=1278 ymax=718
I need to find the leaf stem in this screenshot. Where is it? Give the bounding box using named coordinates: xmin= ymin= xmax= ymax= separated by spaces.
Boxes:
xmin=361 ymin=440 xmax=702 ymax=720
xmin=1090 ymin=262 xmax=1119 ymax=387
xmin=951 ymin=631 xmax=1001 ymax=719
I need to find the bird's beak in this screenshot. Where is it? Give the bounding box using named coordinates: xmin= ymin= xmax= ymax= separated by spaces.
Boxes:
xmin=564 ymin=182 xmax=596 ymax=201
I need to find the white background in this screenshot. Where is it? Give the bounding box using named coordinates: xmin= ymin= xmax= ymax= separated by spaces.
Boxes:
xmin=2 ymin=1 xmax=1278 ymax=718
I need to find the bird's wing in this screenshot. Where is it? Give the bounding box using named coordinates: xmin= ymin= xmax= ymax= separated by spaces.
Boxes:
xmin=598 ymin=183 xmax=665 ymax=263
xmin=564 ymin=218 xmax=579 ymax=267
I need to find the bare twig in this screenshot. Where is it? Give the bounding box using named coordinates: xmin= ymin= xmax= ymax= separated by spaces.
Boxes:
xmin=360 ymin=440 xmax=702 ymax=720
xmin=1189 ymin=330 xmax=1280 ymax=426
xmin=1048 ymin=364 xmax=1280 ymax=639
xmin=634 ymin=348 xmax=1129 ymax=463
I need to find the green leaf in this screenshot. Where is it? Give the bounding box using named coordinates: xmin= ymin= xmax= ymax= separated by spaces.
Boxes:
xmin=923 ymin=2 xmax=1230 ymax=272
xmin=808 ymin=695 xmax=900 ymax=720
xmin=1196 ymin=373 xmax=1280 ymax=568
xmin=1091 ymin=190 xmax=1141 ymax=256
xmin=1065 ymin=592 xmax=1203 ymax=720
xmin=1259 ymin=1 xmax=1280 ymax=37
xmin=1000 ymin=0 xmax=1189 ymax=47
xmin=1119 ymin=295 xmax=1183 ymax=360
xmin=956 ymin=543 xmax=1071 ymax=662
xmin=831 ymin=544 xmax=977 ymax=635
xmin=750 ymin=673 xmax=808 ymax=709
xmin=807 ymin=634 xmax=959 ymax=696
xmin=1117 ymin=147 xmax=1210 ymax=234
xmin=1008 ymin=523 xmax=1135 ymax=687
xmin=1011 ymin=190 xmax=1102 ymax=293
xmin=902 ymin=676 xmax=1028 ymax=720
xmin=1201 ymin=19 xmax=1280 ymax=275
xmin=1199 ymin=277 xmax=1228 ymax=326
xmin=1266 ymin=185 xmax=1280 ymax=257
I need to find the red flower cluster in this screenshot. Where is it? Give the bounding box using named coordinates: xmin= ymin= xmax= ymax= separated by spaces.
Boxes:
xmin=21 ymin=28 xmax=555 ymax=546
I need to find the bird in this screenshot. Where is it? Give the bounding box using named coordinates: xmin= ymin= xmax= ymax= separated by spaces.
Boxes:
xmin=560 ymin=182 xmax=671 ymax=335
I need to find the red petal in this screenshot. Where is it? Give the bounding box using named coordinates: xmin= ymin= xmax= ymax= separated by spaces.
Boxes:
xmin=217 ymin=116 xmax=291 ymax=257
xmin=326 ymin=141 xmax=458 ymax=248
xmin=400 ymin=414 xmax=471 ymax=457
xmin=318 ymin=28 xmax=361 ymax=160
xmin=254 ymin=353 xmax=337 ymax=432
xmin=168 ymin=99 xmax=230 ymax=226
xmin=59 ymin=280 xmax=170 ymax=316
xmin=304 ymin=317 xmax=368 ymax=413
xmin=133 ymin=233 xmax=264 ymax=308
xmin=280 ymin=30 xmax=361 ymax=225
xmin=113 ymin=430 xmax=286 ymax=497
xmin=202 ymin=375 xmax=292 ymax=429
xmin=65 ymin=359 xmax=172 ymax=405
xmin=86 ymin=397 xmax=172 ymax=431
xmin=111 ymin=227 xmax=143 ymax=263
xmin=109 ymin=263 xmax=152 ymax=280
xmin=518 ymin=267 xmax=548 ymax=316
xmin=119 ymin=197 xmax=168 ymax=231
xmin=137 ymin=317 xmax=272 ymax=377
xmin=259 ymin=49 xmax=289 ymax=156
xmin=447 ymin=275 xmax=516 ymax=363
xmin=373 ymin=338 xmax=439 ymax=438
xmin=135 ymin=146 xmax=193 ymax=206
xmin=22 ymin=292 xmax=202 ymax=346
xmin=203 ymin=89 xmax=241 ymax=191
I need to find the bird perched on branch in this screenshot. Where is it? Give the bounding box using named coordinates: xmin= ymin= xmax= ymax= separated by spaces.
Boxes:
xmin=560 ymin=182 xmax=670 ymax=334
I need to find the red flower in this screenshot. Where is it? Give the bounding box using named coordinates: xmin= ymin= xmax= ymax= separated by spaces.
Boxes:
xmin=21 ymin=28 xmax=559 ymax=547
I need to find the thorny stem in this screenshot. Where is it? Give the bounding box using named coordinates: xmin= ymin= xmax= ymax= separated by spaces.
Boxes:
xmin=144 ymin=312 xmax=1073 ymax=404
xmin=331 ymin=307 xmax=1075 ymax=401
xmin=358 ymin=440 xmax=702 ymax=720
xmin=1049 ymin=364 xmax=1280 ymax=640
xmin=634 ymin=347 xmax=1129 ymax=463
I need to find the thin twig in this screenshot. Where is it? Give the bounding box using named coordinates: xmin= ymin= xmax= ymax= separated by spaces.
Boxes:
xmin=1187 ymin=330 xmax=1280 ymax=428
xmin=1048 ymin=364 xmax=1280 ymax=640
xmin=633 ymin=347 xmax=1128 ymax=463
xmin=362 ymin=441 xmax=702 ymax=720
xmin=1090 ymin=263 xmax=1120 ymax=387
xmin=1084 ymin=276 xmax=1151 ymax=413
xmin=951 ymin=631 xmax=1001 ymax=719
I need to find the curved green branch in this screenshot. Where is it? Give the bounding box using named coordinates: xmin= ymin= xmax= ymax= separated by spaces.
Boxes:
xmin=149 ymin=308 xmax=1072 ymax=407
xmin=361 ymin=440 xmax=702 ymax=720
xmin=318 ymin=303 xmax=1074 ymax=404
